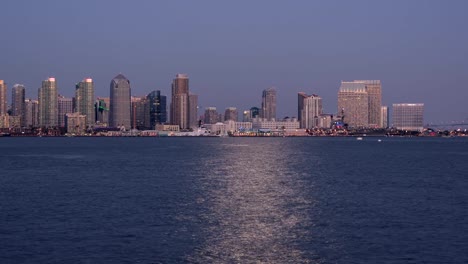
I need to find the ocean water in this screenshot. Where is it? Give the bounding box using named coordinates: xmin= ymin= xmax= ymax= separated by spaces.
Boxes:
xmin=1 ymin=137 xmax=467 ymax=264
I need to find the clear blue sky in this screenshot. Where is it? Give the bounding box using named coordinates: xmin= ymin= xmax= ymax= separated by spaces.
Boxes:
xmin=1 ymin=0 xmax=467 ymax=123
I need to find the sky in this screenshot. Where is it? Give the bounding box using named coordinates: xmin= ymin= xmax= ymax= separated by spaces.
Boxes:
xmin=1 ymin=0 xmax=467 ymax=124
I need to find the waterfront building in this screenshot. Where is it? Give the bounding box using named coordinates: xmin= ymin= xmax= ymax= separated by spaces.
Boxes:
xmin=131 ymin=96 xmax=150 ymax=130
xmin=298 ymin=92 xmax=323 ymax=129
xmin=392 ymin=103 xmax=424 ymax=131
xmin=65 ymin=112 xmax=86 ymax=134
xmin=95 ymin=97 xmax=109 ymax=126
xmin=204 ymin=107 xmax=219 ymax=124
xmin=252 ymin=117 xmax=300 ymax=130
xmin=109 ymin=74 xmax=131 ymax=129
xmin=11 ymin=84 xmax=26 ymax=127
xmin=261 ymin=88 xmax=276 ymax=120
xmin=337 ymin=80 xmax=382 ymax=128
xmin=358 ymin=80 xmax=382 ymax=127
xmin=0 ymin=80 xmax=7 ymax=115
xmin=147 ymin=90 xmax=167 ymax=128
xmin=338 ymin=81 xmax=369 ymax=127
xmin=38 ymin=77 xmax=58 ymax=128
xmin=224 ymin=120 xmax=253 ymax=132
xmin=155 ymin=124 xmax=180 ymax=132
xmin=58 ymin=95 xmax=73 ymax=128
xmin=170 ymin=74 xmax=190 ymax=129
xmin=75 ymin=78 xmax=95 ymax=127
xmin=381 ymin=106 xmax=389 ymax=128
xmin=205 ymin=122 xmax=228 ymax=135
xmin=189 ymin=93 xmax=198 ymax=128
xmin=25 ymin=99 xmax=39 ymax=128
xmin=224 ymin=107 xmax=238 ymax=121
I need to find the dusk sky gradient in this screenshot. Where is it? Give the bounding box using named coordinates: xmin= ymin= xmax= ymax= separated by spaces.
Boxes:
xmin=1 ymin=0 xmax=467 ymax=123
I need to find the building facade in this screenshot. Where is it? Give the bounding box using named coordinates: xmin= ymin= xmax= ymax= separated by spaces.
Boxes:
xmin=261 ymin=88 xmax=276 ymax=120
xmin=75 ymin=78 xmax=95 ymax=127
xmin=131 ymin=96 xmax=150 ymax=130
xmin=58 ymin=95 xmax=73 ymax=128
xmin=38 ymin=77 xmax=58 ymax=128
xmin=392 ymin=103 xmax=424 ymax=131
xmin=170 ymin=74 xmax=190 ymax=129
xmin=337 ymin=80 xmax=382 ymax=128
xmin=109 ymin=74 xmax=131 ymax=129
xmin=189 ymin=93 xmax=198 ymax=128
xmin=25 ymin=99 xmax=39 ymax=128
xmin=65 ymin=112 xmax=86 ymax=134
xmin=147 ymin=90 xmax=167 ymax=128
xmin=0 ymin=80 xmax=7 ymax=115
xmin=381 ymin=106 xmax=389 ymax=128
xmin=298 ymin=92 xmax=323 ymax=129
xmin=252 ymin=117 xmax=300 ymax=130
xmin=204 ymin=107 xmax=219 ymax=124
xmin=95 ymin=97 xmax=109 ymax=126
xmin=11 ymin=84 xmax=26 ymax=126
xmin=338 ymin=81 xmax=369 ymax=128
xmin=224 ymin=107 xmax=238 ymax=121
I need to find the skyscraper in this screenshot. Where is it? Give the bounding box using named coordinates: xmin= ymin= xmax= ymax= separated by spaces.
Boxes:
xmin=381 ymin=106 xmax=389 ymax=128
xmin=204 ymin=107 xmax=219 ymax=124
xmin=224 ymin=107 xmax=238 ymax=121
xmin=25 ymin=99 xmax=39 ymax=128
xmin=189 ymin=93 xmax=198 ymax=128
xmin=261 ymin=87 xmax=276 ymax=120
xmin=75 ymin=78 xmax=95 ymax=127
xmin=58 ymin=95 xmax=73 ymax=128
xmin=0 ymin=80 xmax=7 ymax=115
xmin=109 ymin=74 xmax=131 ymax=129
xmin=131 ymin=96 xmax=150 ymax=130
xmin=357 ymin=80 xmax=382 ymax=127
xmin=298 ymin=92 xmax=323 ymax=129
xmin=11 ymin=84 xmax=26 ymax=126
xmin=392 ymin=103 xmax=424 ymax=131
xmin=337 ymin=80 xmax=382 ymax=128
xmin=38 ymin=77 xmax=58 ymax=128
xmin=147 ymin=90 xmax=167 ymax=128
xmin=170 ymin=74 xmax=190 ymax=129
xmin=95 ymin=97 xmax=110 ymax=125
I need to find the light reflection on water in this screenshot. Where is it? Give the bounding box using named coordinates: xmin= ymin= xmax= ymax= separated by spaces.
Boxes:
xmin=188 ymin=141 xmax=319 ymax=263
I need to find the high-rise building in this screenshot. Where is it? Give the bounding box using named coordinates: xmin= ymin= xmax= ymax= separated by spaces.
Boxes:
xmin=224 ymin=107 xmax=238 ymax=121
xmin=38 ymin=77 xmax=58 ymax=128
xmin=75 ymin=78 xmax=95 ymax=127
xmin=337 ymin=80 xmax=382 ymax=128
xmin=357 ymin=80 xmax=382 ymax=127
xmin=25 ymin=99 xmax=39 ymax=128
xmin=109 ymin=74 xmax=131 ymax=129
xmin=0 ymin=80 xmax=7 ymax=115
xmin=338 ymin=81 xmax=369 ymax=127
xmin=261 ymin=88 xmax=276 ymax=120
xmin=58 ymin=95 xmax=73 ymax=128
xmin=381 ymin=106 xmax=389 ymax=128
xmin=170 ymin=74 xmax=190 ymax=129
xmin=11 ymin=84 xmax=26 ymax=126
xmin=131 ymin=96 xmax=150 ymax=130
xmin=298 ymin=92 xmax=323 ymax=129
xmin=392 ymin=103 xmax=424 ymax=131
xmin=204 ymin=107 xmax=219 ymax=124
xmin=147 ymin=90 xmax=167 ymax=128
xmin=189 ymin=93 xmax=198 ymax=128
xmin=95 ymin=97 xmax=110 ymax=125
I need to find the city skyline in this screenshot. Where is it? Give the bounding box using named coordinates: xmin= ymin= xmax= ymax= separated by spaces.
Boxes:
xmin=1 ymin=1 xmax=467 ymax=123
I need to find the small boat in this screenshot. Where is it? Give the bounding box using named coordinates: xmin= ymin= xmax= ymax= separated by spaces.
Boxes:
xmin=356 ymin=137 xmax=363 ymax=140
